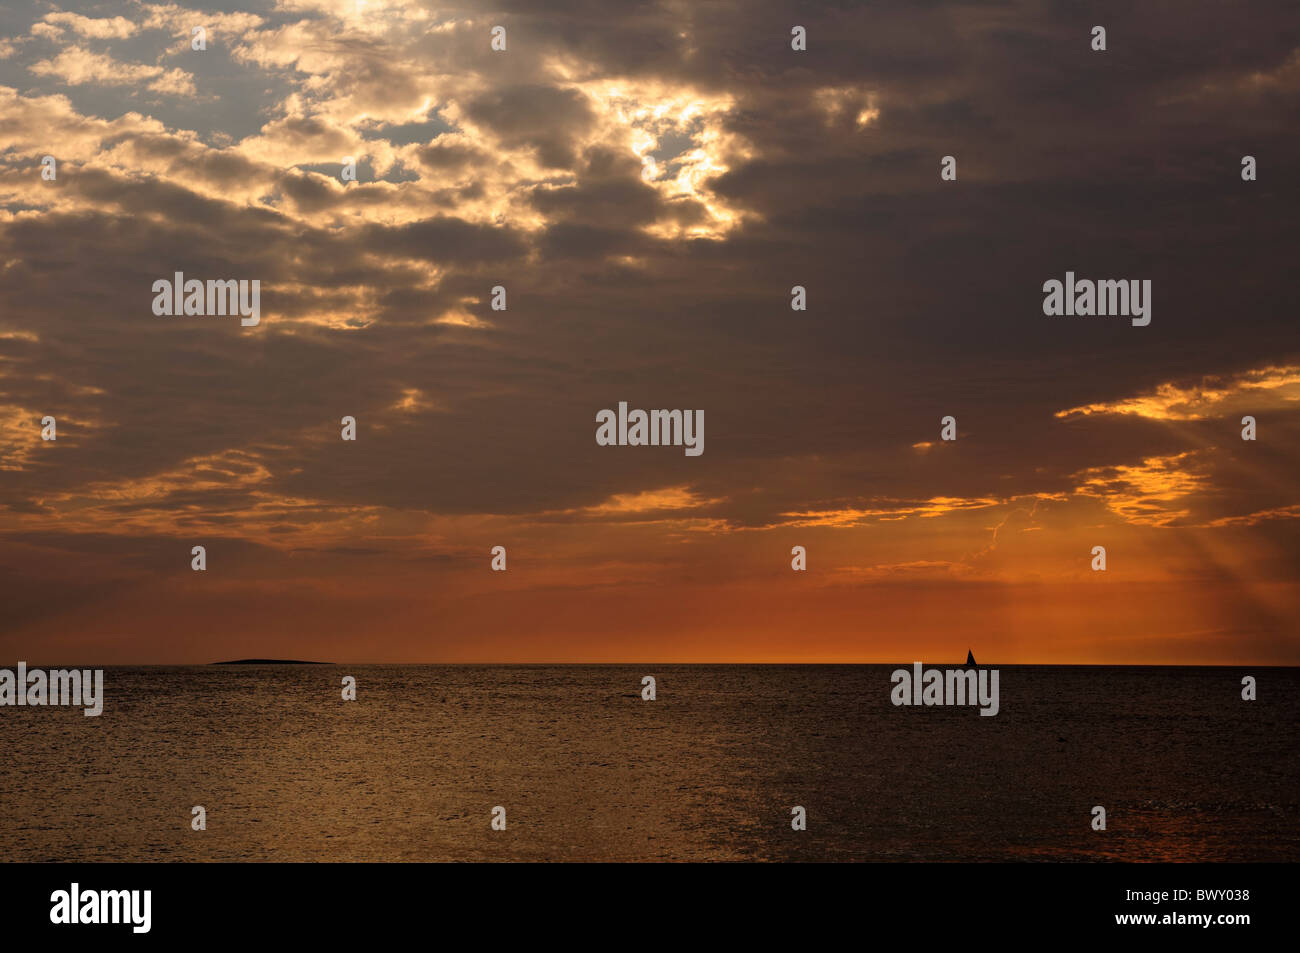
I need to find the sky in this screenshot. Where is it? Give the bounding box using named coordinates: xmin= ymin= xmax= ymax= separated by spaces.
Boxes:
xmin=0 ymin=0 xmax=1297 ymax=664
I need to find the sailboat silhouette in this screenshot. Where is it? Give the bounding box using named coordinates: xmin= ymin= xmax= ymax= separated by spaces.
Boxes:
xmin=965 ymin=649 xmax=977 ymax=668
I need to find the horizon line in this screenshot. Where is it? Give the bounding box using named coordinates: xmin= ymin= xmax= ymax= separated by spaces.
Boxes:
xmin=4 ymin=660 xmax=1296 ymax=669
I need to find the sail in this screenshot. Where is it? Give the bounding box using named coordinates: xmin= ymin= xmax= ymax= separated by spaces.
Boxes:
xmin=966 ymin=649 xmax=976 ymax=667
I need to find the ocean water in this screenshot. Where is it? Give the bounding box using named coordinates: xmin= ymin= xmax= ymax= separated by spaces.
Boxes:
xmin=0 ymin=665 xmax=1295 ymax=862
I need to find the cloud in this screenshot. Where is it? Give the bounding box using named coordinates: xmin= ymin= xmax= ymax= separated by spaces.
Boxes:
xmin=578 ymin=485 xmax=721 ymax=517
xmin=29 ymin=48 xmax=196 ymax=96
xmin=2 ymin=0 xmax=1299 ymax=661
xmin=1056 ymin=365 xmax=1300 ymax=421
xmin=39 ymin=13 xmax=138 ymax=40
xmin=1072 ymin=452 xmax=1212 ymax=527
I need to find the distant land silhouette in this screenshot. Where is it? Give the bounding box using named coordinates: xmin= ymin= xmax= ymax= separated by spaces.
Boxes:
xmin=212 ymin=659 xmax=326 ymax=665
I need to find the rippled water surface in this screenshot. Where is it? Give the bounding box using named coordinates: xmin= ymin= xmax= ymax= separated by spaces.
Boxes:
xmin=0 ymin=665 xmax=1295 ymax=861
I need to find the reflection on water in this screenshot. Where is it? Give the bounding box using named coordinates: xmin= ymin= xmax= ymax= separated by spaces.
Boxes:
xmin=0 ymin=665 xmax=1295 ymax=861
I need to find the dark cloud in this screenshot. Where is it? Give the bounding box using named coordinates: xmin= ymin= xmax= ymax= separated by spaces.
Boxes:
xmin=0 ymin=0 xmax=1297 ymax=660
xmin=462 ymin=83 xmax=595 ymax=168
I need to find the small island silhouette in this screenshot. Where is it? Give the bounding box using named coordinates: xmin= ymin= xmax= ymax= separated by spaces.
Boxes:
xmin=212 ymin=659 xmax=327 ymax=665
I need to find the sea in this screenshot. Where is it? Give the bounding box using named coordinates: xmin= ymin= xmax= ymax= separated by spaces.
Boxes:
xmin=0 ymin=665 xmax=1295 ymax=862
